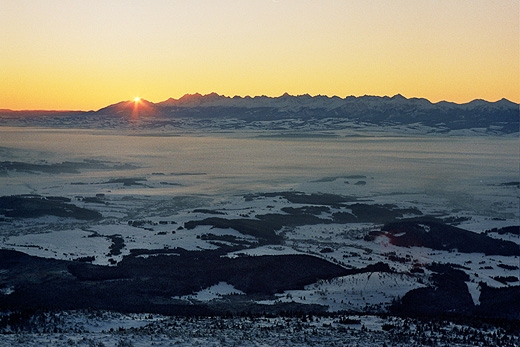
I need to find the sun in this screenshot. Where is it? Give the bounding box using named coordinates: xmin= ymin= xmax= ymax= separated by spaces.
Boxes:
xmin=134 ymin=97 xmax=141 ymax=103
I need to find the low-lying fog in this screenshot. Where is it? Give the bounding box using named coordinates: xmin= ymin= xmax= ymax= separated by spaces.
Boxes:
xmin=0 ymin=127 xmax=517 ymax=219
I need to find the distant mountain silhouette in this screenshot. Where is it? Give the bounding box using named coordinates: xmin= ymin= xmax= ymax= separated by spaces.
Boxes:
xmin=96 ymin=99 xmax=161 ymax=118
xmin=151 ymin=93 xmax=519 ymax=133
xmin=1 ymin=93 xmax=518 ymax=134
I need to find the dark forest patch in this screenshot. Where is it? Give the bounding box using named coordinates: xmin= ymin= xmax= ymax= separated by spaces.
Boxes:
xmin=102 ymin=178 xmax=147 ymax=186
xmin=374 ymin=220 xmax=520 ymax=256
xmin=244 ymin=191 xmax=356 ymax=205
xmin=478 ymin=283 xmax=520 ymax=319
xmin=281 ymin=206 xmax=330 ymax=215
xmin=192 ymin=209 xmax=227 ymax=215
xmin=485 ymin=226 xmax=520 ymax=236
xmin=0 ymin=195 xmax=102 ymax=220
xmin=184 ymin=217 xmax=284 ymax=244
xmin=391 ymin=263 xmax=474 ymax=317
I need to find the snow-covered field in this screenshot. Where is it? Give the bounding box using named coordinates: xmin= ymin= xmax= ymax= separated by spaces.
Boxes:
xmin=0 ymin=127 xmax=518 ymax=345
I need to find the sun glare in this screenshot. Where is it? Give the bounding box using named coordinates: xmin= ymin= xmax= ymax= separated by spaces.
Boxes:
xmin=134 ymin=97 xmax=141 ymax=103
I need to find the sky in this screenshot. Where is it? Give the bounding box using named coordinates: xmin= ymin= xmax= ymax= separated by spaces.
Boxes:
xmin=1 ymin=0 xmax=518 ymax=110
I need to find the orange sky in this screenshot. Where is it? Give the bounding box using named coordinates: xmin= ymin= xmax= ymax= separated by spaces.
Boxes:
xmin=1 ymin=0 xmax=518 ymax=110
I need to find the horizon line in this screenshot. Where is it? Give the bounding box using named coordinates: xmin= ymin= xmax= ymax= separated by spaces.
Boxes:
xmin=2 ymin=92 xmax=518 ymax=112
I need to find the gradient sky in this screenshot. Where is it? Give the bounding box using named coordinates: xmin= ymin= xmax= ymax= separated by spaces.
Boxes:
xmin=1 ymin=0 xmax=518 ymax=110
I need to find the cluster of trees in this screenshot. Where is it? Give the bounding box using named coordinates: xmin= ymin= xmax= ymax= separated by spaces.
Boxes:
xmin=385 ymin=316 xmax=520 ymax=347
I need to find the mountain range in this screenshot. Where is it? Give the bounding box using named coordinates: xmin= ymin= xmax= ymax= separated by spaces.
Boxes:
xmin=1 ymin=93 xmax=518 ymax=134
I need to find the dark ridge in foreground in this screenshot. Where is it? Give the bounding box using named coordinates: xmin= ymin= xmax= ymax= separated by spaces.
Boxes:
xmin=1 ymin=248 xmax=518 ymax=320
xmin=0 ymin=249 xmax=350 ymax=315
